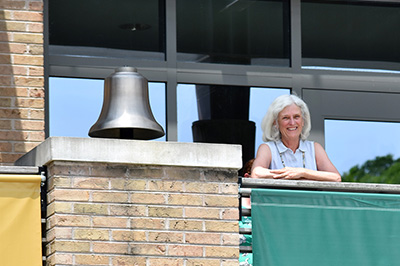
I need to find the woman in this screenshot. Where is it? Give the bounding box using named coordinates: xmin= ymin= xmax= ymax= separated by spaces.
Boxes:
xmin=251 ymin=94 xmax=341 ymax=182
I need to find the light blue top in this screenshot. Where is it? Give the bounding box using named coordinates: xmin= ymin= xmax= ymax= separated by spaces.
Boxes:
xmin=265 ymin=140 xmax=317 ymax=170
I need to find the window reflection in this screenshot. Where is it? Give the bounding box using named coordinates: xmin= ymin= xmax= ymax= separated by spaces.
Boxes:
xmin=49 ymin=0 xmax=165 ymax=60
xmin=325 ymin=119 xmax=400 ymax=176
xmin=302 ymin=0 xmax=400 ymax=71
xmin=177 ymin=84 xmax=289 ymax=158
xmin=177 ymin=0 xmax=290 ymax=66
xmin=49 ymin=77 xmax=166 ymax=141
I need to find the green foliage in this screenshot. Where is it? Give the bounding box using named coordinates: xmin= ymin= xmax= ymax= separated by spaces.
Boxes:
xmin=342 ymin=154 xmax=400 ymax=184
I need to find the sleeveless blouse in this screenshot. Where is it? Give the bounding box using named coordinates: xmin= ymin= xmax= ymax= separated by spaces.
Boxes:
xmin=265 ymin=140 xmax=317 ymax=170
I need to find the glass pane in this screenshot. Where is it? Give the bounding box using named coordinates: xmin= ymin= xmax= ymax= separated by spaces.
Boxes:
xmin=177 ymin=0 xmax=290 ymax=66
xmin=325 ymin=120 xmax=400 ymax=178
xmin=177 ymin=84 xmax=289 ymax=157
xmin=49 ymin=77 xmax=166 ymax=141
xmin=302 ymin=0 xmax=400 ymax=71
xmin=49 ymin=0 xmax=165 ymax=60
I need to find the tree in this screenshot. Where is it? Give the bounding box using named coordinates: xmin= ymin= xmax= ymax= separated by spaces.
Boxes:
xmin=342 ymin=154 xmax=400 ymax=184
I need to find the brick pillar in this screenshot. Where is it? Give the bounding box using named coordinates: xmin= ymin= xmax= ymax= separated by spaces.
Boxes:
xmin=0 ymin=0 xmax=44 ymax=164
xmin=15 ymin=137 xmax=242 ymax=266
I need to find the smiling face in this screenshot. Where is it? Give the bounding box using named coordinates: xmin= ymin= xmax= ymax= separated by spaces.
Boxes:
xmin=276 ymin=103 xmax=304 ymax=142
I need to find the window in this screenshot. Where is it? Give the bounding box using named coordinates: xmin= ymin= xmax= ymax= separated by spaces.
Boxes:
xmin=177 ymin=84 xmax=289 ymax=156
xmin=177 ymin=0 xmax=290 ymax=66
xmin=49 ymin=77 xmax=166 ymax=141
xmin=49 ymin=0 xmax=166 ymax=61
xmin=325 ymin=119 xmax=400 ymax=175
xmin=302 ymin=0 xmax=400 ymax=71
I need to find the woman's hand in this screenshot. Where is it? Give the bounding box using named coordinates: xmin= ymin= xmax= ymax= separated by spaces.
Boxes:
xmin=270 ymin=167 xmax=305 ymax=180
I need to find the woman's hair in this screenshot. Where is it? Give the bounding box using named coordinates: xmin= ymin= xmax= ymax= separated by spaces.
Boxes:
xmin=261 ymin=94 xmax=311 ymax=142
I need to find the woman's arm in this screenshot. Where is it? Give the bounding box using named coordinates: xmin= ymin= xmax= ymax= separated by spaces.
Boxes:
xmin=250 ymin=144 xmax=276 ymax=179
xmin=270 ymin=142 xmax=341 ymax=182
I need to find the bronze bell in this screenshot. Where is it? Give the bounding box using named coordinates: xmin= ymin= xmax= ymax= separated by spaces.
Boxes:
xmin=89 ymin=66 xmax=165 ymax=140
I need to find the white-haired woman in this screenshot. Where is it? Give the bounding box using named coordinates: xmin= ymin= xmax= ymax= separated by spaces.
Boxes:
xmin=251 ymin=94 xmax=341 ymax=182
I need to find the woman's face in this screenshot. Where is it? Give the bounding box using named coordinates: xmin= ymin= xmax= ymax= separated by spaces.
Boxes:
xmin=276 ymin=103 xmax=304 ymax=141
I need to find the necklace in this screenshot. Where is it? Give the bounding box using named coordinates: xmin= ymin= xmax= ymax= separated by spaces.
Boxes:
xmin=275 ymin=142 xmax=306 ymax=168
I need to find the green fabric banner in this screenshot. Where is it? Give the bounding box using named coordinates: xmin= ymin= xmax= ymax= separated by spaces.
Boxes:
xmin=252 ymin=188 xmax=400 ymax=266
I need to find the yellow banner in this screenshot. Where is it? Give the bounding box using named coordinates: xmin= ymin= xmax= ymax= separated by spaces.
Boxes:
xmin=0 ymin=175 xmax=42 ymax=266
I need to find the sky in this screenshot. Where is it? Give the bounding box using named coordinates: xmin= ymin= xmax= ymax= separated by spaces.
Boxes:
xmin=49 ymin=77 xmax=400 ymax=175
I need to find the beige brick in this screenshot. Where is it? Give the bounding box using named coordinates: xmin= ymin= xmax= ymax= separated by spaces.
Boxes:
xmin=75 ymin=254 xmax=109 ymax=265
xmin=204 ymin=195 xmax=238 ymax=207
xmin=148 ymin=180 xmax=183 ymax=192
xmin=0 ymin=153 xmax=22 ymax=163
xmin=185 ymin=207 xmax=220 ymax=219
xmin=93 ymin=242 xmax=129 ymax=254
xmin=185 ymin=232 xmax=221 ymax=245
xmin=0 ymin=97 xmax=11 ymax=107
xmin=74 ymin=203 xmax=108 ymax=215
xmin=28 ymin=66 xmax=43 ymax=75
xmin=13 ymin=11 xmax=43 ymax=22
xmin=28 ymin=87 xmax=44 ymax=97
xmin=46 ymin=254 xmax=73 ymax=265
xmin=52 ymin=215 xmax=91 ymax=227
xmin=0 ymin=55 xmax=11 ymax=64
xmin=110 ymin=178 xmax=146 ymax=190
xmin=14 ymin=141 xmax=39 ymax=153
xmin=186 ymin=259 xmax=220 ymax=266
xmin=0 ymin=87 xmax=27 ymax=97
xmin=0 ymin=141 xmax=12 ymax=151
xmin=93 ymin=191 xmax=129 ymax=203
xmin=130 ymin=244 xmax=166 ymax=256
xmin=9 ymin=43 xmax=28 ymax=54
xmin=0 ymin=119 xmax=12 ymax=129
xmin=27 ymin=22 xmax=43 ymax=32
xmin=110 ymin=204 xmax=146 ymax=216
xmin=168 ymin=245 xmax=203 ymax=257
xmin=74 ymin=229 xmax=109 ymax=241
xmin=48 ymin=176 xmax=72 ymax=189
xmin=185 ymin=182 xmax=219 ymax=193
xmin=0 ymin=131 xmax=30 ymax=142
xmin=148 ymin=232 xmax=183 ymax=243
xmin=29 ymin=109 xmax=45 ymax=120
xmin=205 ymin=221 xmax=238 ymax=233
xmin=47 ymin=201 xmax=72 ymax=215
xmin=148 ymin=258 xmax=184 ymax=266
xmin=73 ymin=177 xmax=109 ymax=189
xmin=29 ymin=44 xmax=43 ymax=55
xmin=46 ymin=227 xmax=73 ymax=242
xmin=15 ymin=97 xmax=44 ymax=108
xmin=26 ymin=131 xmax=44 ymax=141
xmin=93 ymin=216 xmax=129 ymax=228
xmin=14 ymin=76 xmax=44 ymax=87
xmin=0 ymin=76 xmax=12 ymax=86
xmin=169 ymin=220 xmax=203 ymax=231
xmin=168 ymin=194 xmax=203 ymax=206
xmin=0 ymin=1 xmax=26 ymax=10
xmin=49 ymin=189 xmax=90 ymax=202
xmin=222 ymin=233 xmax=240 ymax=245
xmin=221 ymin=260 xmax=239 ymax=266
xmin=51 ymin=240 xmax=91 ymax=252
xmin=220 ymin=183 xmax=238 ymax=194
xmin=222 ymin=208 xmax=239 ymax=220
xmin=29 ymin=2 xmax=43 ymax=11
xmin=130 ymin=192 xmax=165 ymax=204
xmin=111 ymin=256 xmax=146 ymax=266
xmin=14 ymin=120 xmax=44 ymax=130
xmin=0 ymin=21 xmax=26 ymax=31
xmin=112 ymin=230 xmax=146 ymax=242
xmin=131 ymin=218 xmax=165 ymax=230
xmin=148 ymin=206 xmax=183 ymax=218
xmin=205 ymin=246 xmax=239 ymax=258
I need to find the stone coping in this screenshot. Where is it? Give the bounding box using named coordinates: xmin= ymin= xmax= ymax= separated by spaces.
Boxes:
xmin=15 ymin=137 xmax=242 ymax=170
xmin=240 ymin=177 xmax=400 ymax=194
